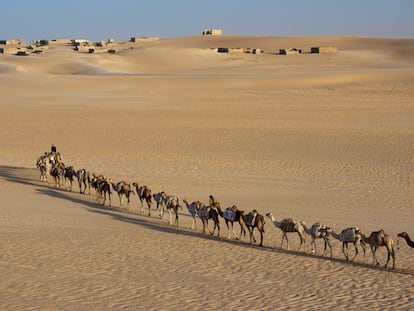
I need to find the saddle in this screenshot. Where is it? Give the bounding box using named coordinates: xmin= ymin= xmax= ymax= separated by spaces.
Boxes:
xmin=244 ymin=211 xmax=257 ymax=226
xmin=199 ymin=206 xmax=210 ymax=219
xmin=223 ymin=209 xmax=236 ymax=221
xmin=281 ymin=219 xmax=296 ymax=232
xmin=188 ymin=204 xmax=196 ymax=216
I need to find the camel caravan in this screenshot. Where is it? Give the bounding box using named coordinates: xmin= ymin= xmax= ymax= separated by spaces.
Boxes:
xmin=36 ymin=150 xmax=414 ymax=271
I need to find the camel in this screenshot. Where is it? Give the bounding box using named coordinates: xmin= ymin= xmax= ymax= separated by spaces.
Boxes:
xmin=327 ymin=227 xmax=366 ymax=262
xmin=76 ymin=168 xmax=91 ymax=194
xmin=36 ymin=151 xmax=65 ymax=183
xmin=40 ymin=151 xmax=64 ymax=182
xmin=398 ymin=232 xmax=414 ymax=248
xmin=50 ymin=161 xmax=65 ymax=188
xmin=98 ymin=177 xmax=112 ymax=207
xmin=198 ymin=203 xmax=223 ymax=237
xmin=111 ymin=180 xmax=134 ymax=209
xmin=244 ymin=210 xmax=265 ymax=247
xmin=62 ymin=165 xmax=76 ymax=191
xmin=36 ymin=153 xmax=53 ymax=182
xmin=223 ymin=205 xmax=247 ymax=241
xmin=265 ymin=212 xmax=306 ymax=251
xmin=161 ymin=194 xmax=181 ymax=226
xmin=91 ymin=174 xmax=111 ymax=206
xmin=183 ymin=199 xmax=203 ymax=230
xmin=302 ymin=222 xmax=332 ymax=257
xmin=153 ymin=191 xmax=167 ymax=215
xmin=362 ymin=229 xmax=395 ymax=269
xmin=90 ymin=174 xmax=101 ymax=200
xmin=132 ymin=182 xmax=152 ymax=215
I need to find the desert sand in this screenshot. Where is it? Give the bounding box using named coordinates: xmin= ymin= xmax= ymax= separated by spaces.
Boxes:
xmin=1 ymin=35 xmax=414 ymax=310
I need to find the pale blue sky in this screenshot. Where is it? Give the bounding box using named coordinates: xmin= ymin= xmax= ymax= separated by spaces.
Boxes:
xmin=2 ymin=0 xmax=413 ymax=42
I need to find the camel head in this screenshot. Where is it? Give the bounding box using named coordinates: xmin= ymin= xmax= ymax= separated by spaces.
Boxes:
xmin=398 ymin=232 xmax=408 ymax=238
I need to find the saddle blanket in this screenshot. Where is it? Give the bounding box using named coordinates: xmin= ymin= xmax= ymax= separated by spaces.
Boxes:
xmin=188 ymin=205 xmax=196 ymax=216
xmin=223 ymin=210 xmax=236 ymax=221
xmin=244 ymin=213 xmax=256 ymax=226
xmin=281 ymin=219 xmax=295 ymax=232
xmin=199 ymin=207 xmax=210 ymax=219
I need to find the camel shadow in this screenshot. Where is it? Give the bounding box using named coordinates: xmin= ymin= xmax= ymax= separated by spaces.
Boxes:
xmin=265 ymin=244 xmax=412 ymax=275
xmin=0 ymin=165 xmax=41 ymax=187
xmin=35 ymin=187 xmax=414 ymax=275
xmin=34 ymin=186 xmax=222 ymax=240
xmin=2 ymin=165 xmax=414 ymax=276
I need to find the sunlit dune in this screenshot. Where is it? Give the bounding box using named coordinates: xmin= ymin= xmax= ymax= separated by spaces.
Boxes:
xmin=1 ymin=35 xmax=414 ymax=309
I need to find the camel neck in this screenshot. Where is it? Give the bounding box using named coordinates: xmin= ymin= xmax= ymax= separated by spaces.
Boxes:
xmin=329 ymin=230 xmax=341 ymax=240
xmin=403 ymin=235 xmax=414 ymax=247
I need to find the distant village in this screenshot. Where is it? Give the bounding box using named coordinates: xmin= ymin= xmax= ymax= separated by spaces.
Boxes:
xmin=0 ymin=29 xmax=337 ymax=56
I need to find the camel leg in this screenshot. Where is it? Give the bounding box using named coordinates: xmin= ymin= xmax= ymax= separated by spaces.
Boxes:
xmin=232 ymin=222 xmax=238 ymax=240
xmin=371 ymin=246 xmax=379 ymax=266
xmin=101 ymin=191 xmax=106 ymax=205
xmin=251 ymin=229 xmax=256 ymax=244
xmin=388 ymin=248 xmax=395 ymax=270
xmin=325 ymin=239 xmax=333 ymax=258
xmin=350 ymin=243 xmax=358 ymax=261
xmin=320 ymin=238 xmax=326 ymax=256
xmin=285 ymin=233 xmax=289 ymax=250
xmin=311 ymin=238 xmax=317 ymax=255
xmin=207 ymin=220 xmax=213 ymax=235
xmin=384 ymin=250 xmax=391 ymax=269
xmin=249 ymin=229 xmax=255 ymax=244
xmin=147 ymin=201 xmax=151 ymax=216
xmin=174 ymin=209 xmax=179 ymax=227
xmin=240 ymin=225 xmax=246 ymax=242
xmin=361 ymin=241 xmax=366 ymax=263
xmin=226 ymin=220 xmax=231 ymax=239
xmin=202 ymin=219 xmax=207 ymax=234
xmin=211 ymin=222 xmax=216 ymax=236
xmin=298 ymin=233 xmax=305 ymax=251
xmin=342 ymin=242 xmax=349 ymax=261
xmin=281 ymin=232 xmax=287 ymax=249
xmin=168 ymin=209 xmax=173 ymax=225
xmin=213 ymin=221 xmax=220 ymax=237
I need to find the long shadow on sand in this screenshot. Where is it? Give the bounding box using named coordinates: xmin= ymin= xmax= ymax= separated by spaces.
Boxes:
xmin=2 ymin=165 xmax=413 ymax=276
xmin=0 ymin=165 xmax=42 ymax=187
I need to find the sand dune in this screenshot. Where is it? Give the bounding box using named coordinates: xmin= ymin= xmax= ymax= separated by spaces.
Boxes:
xmin=1 ymin=35 xmax=414 ymax=309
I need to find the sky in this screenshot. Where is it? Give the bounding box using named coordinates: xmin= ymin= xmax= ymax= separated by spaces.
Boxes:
xmin=1 ymin=0 xmax=413 ymax=42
